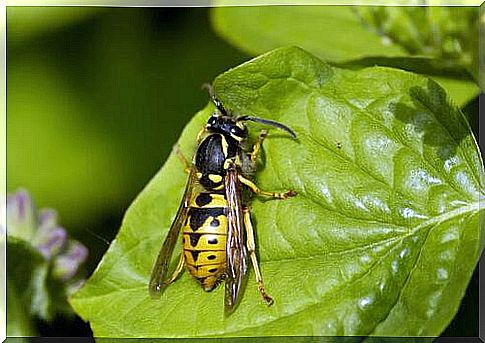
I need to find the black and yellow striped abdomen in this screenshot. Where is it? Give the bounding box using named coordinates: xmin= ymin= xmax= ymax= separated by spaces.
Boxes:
xmin=182 ymin=191 xmax=228 ymax=291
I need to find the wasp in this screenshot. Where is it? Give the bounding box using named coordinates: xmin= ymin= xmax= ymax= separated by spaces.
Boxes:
xmin=148 ymin=84 xmax=297 ymax=315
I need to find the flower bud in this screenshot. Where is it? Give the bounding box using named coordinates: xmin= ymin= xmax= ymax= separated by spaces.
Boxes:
xmin=53 ymin=240 xmax=88 ymax=282
xmin=6 ymin=189 xmax=36 ymax=240
xmin=37 ymin=209 xmax=58 ymax=233
xmin=35 ymin=227 xmax=67 ymax=259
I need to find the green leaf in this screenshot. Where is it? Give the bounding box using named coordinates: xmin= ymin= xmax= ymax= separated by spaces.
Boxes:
xmin=336 ymin=56 xmax=480 ymax=107
xmin=211 ymin=6 xmax=480 ymax=106
xmin=211 ymin=6 xmax=407 ymax=62
xmin=70 ymin=47 xmax=483 ymax=337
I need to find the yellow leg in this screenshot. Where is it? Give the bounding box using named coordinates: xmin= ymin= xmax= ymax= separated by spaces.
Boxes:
xmin=173 ymin=145 xmax=191 ymax=174
xmin=164 ymin=252 xmax=185 ymax=285
xmin=196 ymin=127 xmax=207 ymax=144
xmin=238 ymin=175 xmax=297 ymax=199
xmin=250 ymin=130 xmax=268 ymax=162
xmin=243 ymin=208 xmax=274 ymax=306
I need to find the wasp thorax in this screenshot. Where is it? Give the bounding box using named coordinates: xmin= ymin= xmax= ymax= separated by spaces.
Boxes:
xmin=206 ymin=114 xmax=248 ymax=142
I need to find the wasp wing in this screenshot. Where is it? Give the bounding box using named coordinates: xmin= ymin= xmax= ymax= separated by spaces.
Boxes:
xmin=148 ymin=168 xmax=196 ymax=298
xmin=224 ymin=163 xmax=248 ymax=315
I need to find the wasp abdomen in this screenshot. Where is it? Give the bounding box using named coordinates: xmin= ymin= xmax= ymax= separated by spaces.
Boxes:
xmin=183 ymin=192 xmax=228 ymax=291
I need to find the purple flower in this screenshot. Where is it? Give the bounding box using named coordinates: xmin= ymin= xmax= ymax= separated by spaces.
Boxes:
xmin=7 ymin=189 xmax=88 ymax=285
xmin=36 ymin=227 xmax=67 ymax=259
xmin=53 ymin=241 xmax=89 ymax=282
xmin=32 ymin=208 xmax=67 ymax=259
xmin=6 ymin=189 xmax=36 ymax=240
xmin=38 ymin=209 xmax=58 ymax=232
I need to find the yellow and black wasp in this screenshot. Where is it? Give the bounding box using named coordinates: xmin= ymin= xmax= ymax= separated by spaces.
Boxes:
xmin=148 ymin=84 xmax=297 ymax=315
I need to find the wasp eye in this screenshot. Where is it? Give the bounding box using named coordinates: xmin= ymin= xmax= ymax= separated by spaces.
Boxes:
xmin=230 ymin=126 xmax=246 ymax=138
xmin=208 ymin=116 xmax=217 ymax=126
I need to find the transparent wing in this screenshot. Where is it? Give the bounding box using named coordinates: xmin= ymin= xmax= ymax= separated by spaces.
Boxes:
xmin=148 ymin=168 xmax=196 ymax=298
xmin=224 ymin=163 xmax=248 ymax=315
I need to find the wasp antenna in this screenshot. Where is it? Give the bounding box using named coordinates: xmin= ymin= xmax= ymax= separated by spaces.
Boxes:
xmin=201 ymin=83 xmax=215 ymax=97
xmin=238 ymin=116 xmax=297 ymax=139
xmin=202 ymin=83 xmax=228 ymax=116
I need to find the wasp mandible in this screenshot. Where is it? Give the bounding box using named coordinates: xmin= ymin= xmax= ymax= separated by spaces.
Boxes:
xmin=148 ymin=84 xmax=297 ymax=315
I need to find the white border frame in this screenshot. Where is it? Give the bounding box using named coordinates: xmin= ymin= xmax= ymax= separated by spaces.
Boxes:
xmin=0 ymin=1 xmax=482 ymax=342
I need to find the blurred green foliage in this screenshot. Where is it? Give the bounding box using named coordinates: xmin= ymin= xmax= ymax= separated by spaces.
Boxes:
xmin=355 ymin=7 xmax=479 ymax=78
xmin=211 ymin=6 xmax=480 ymax=106
xmin=7 ymin=8 xmax=248 ymax=271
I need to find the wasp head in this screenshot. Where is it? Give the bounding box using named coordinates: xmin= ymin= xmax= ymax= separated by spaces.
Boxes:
xmin=206 ymin=114 xmax=248 ymax=142
xmin=203 ymin=82 xmax=296 ymax=141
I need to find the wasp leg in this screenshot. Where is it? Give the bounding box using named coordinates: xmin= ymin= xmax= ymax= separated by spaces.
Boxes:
xmin=173 ymin=145 xmax=191 ymax=174
xmin=250 ymin=130 xmax=268 ymax=162
xmin=237 ymin=175 xmax=297 ymax=199
xmin=196 ymin=126 xmax=207 ymax=144
xmin=164 ymin=251 xmax=186 ymax=285
xmin=243 ymin=207 xmax=274 ymax=306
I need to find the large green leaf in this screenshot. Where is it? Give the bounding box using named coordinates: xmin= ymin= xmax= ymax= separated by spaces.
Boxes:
xmin=211 ymin=6 xmax=480 ymax=106
xmin=212 ymin=6 xmax=407 ymax=62
xmin=70 ymin=47 xmax=483 ymax=337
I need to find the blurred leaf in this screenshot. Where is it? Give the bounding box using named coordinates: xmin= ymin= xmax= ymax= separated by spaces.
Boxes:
xmin=461 ymin=95 xmax=479 ymax=139
xmin=6 ymin=279 xmax=36 ymax=337
xmin=7 ymin=237 xmax=72 ymax=325
xmin=7 ymin=7 xmax=102 ymax=43
xmin=337 ymin=57 xmax=479 ymax=107
xmin=430 ymin=76 xmax=480 ymax=108
xmin=354 ymin=7 xmax=479 ymax=79
xmin=8 ymin=238 xmax=50 ymax=320
xmin=71 ymin=47 xmax=483 ymax=337
xmin=211 ymin=6 xmax=480 ymax=106
xmin=212 ymin=6 xmax=407 ymax=62
xmin=7 ymin=237 xmax=55 ymax=326
xmin=338 ymin=56 xmax=473 ymax=79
